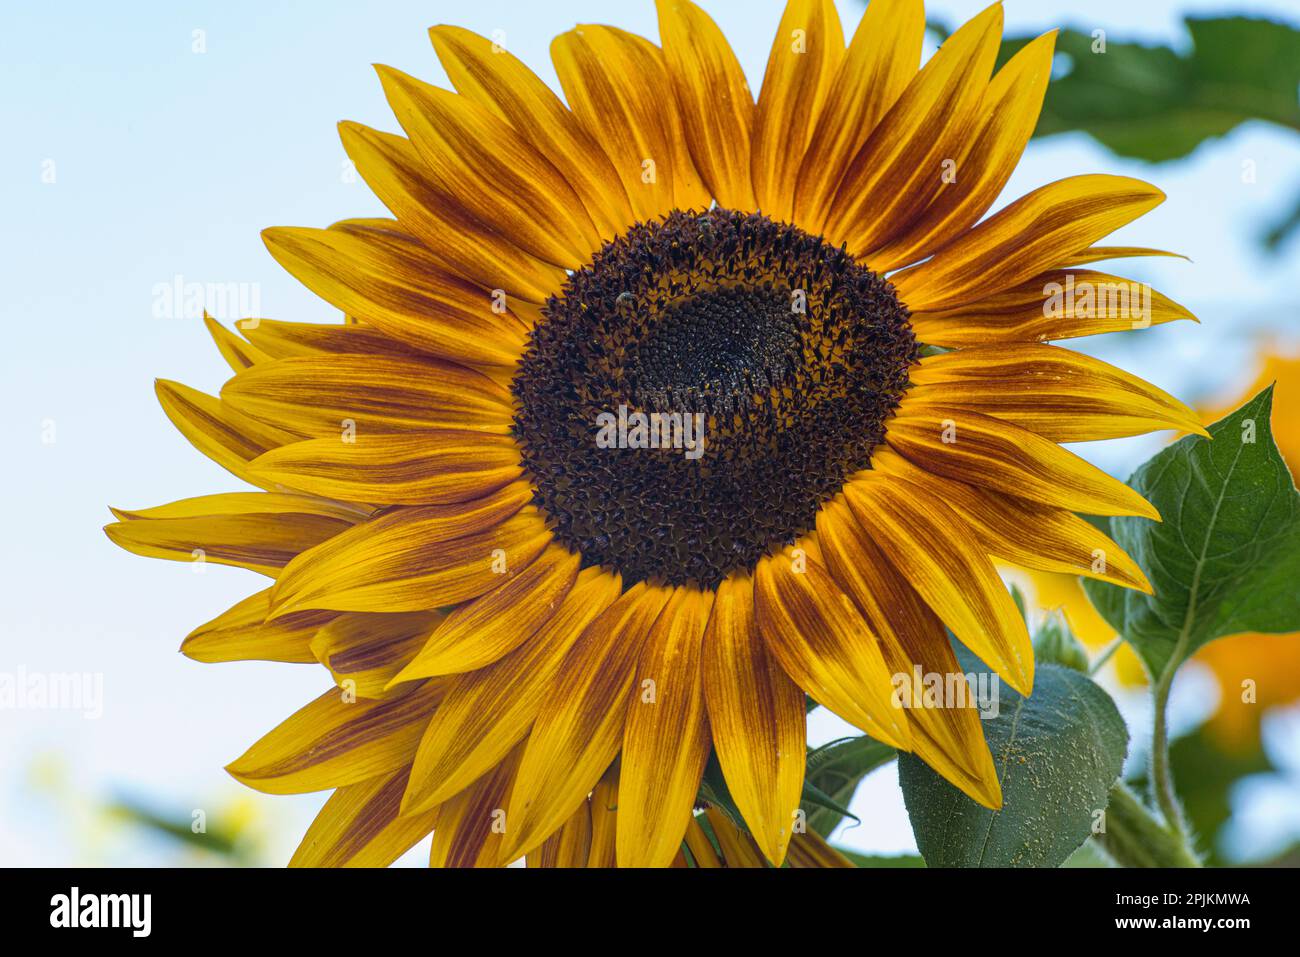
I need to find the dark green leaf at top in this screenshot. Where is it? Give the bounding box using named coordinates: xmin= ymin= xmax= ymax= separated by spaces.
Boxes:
xmin=993 ymin=17 xmax=1300 ymax=163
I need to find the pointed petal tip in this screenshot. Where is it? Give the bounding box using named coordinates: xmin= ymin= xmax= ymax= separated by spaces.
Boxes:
xmin=974 ymin=777 xmax=1003 ymax=811
xmin=398 ymin=783 xmax=437 ymax=819
xmin=264 ymin=584 xmax=302 ymax=622
xmin=997 ymin=648 xmax=1035 ymax=699
xmin=758 ymin=834 xmax=791 ymax=869
xmin=260 ymin=226 xmax=287 ymax=249
xmin=383 ymin=663 xmax=424 ymax=691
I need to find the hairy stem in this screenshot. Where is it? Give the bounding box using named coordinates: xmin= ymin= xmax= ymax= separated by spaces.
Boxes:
xmin=1149 ymin=637 xmax=1191 ymax=840
xmin=1096 ymin=782 xmax=1201 ymax=868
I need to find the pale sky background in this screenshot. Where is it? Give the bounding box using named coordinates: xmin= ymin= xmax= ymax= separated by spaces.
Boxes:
xmin=3 ymin=0 xmax=1299 ymax=866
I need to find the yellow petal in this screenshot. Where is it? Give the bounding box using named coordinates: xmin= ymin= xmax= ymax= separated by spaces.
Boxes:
xmin=394 ymin=544 xmax=581 ymax=679
xmin=910 ymin=269 xmax=1197 ymax=346
xmin=376 ymin=66 xmax=601 ymax=268
xmin=290 ymin=769 xmax=440 ymax=868
xmin=500 ymin=583 xmax=673 ymax=862
xmin=237 ymin=317 xmax=424 ymax=361
xmin=682 ymin=814 xmax=722 ymax=868
xmin=428 ymin=745 xmax=522 ymax=868
xmin=904 ymin=343 xmax=1208 ymax=441
xmin=182 ymin=588 xmax=332 ymax=664
xmin=430 ymin=25 xmax=635 ymax=242
xmin=586 ymin=764 xmax=621 ymax=868
xmin=154 ymin=379 xmax=299 ymax=489
xmin=227 ymin=681 xmax=444 ymax=794
xmin=843 ymin=473 xmax=1034 ymax=695
xmin=105 ymin=493 xmax=360 ymax=577
xmin=551 ymin=25 xmax=709 ymax=220
xmin=1063 ymin=246 xmax=1189 ymax=267
xmin=893 ymin=175 xmax=1166 ymax=312
xmin=885 ymin=407 xmax=1161 ymax=519
xmin=617 ymin=587 xmax=714 ymax=868
xmin=310 ymin=610 xmax=444 ymax=700
xmin=870 ymin=31 xmax=1057 ymax=270
xmin=248 ymin=431 xmax=522 ymax=506
xmin=701 ymin=573 xmax=805 ymax=867
xmin=261 ymin=225 xmax=527 ymax=368
xmin=270 ymin=497 xmax=548 ymax=617
xmin=205 ymin=314 xmax=270 ymax=372
xmin=401 ymin=568 xmax=623 ymax=817
xmin=222 ymin=354 xmax=514 ymax=439
xmin=656 ymin=0 xmax=755 ymax=210
xmin=753 ymin=551 xmax=911 ymax=749
xmin=528 ymin=798 xmax=594 ymax=869
xmin=817 ymin=496 xmax=1001 ymax=808
xmin=706 ymin=807 xmax=767 ymax=867
xmin=874 ymin=446 xmax=1152 ymax=593
xmin=338 ymin=122 xmax=565 ymax=302
xmin=787 ymin=829 xmax=855 ymax=867
xmin=823 ymin=3 xmax=1003 ymax=252
xmin=751 ymin=0 xmax=843 ymax=222
xmin=793 ymin=0 xmax=923 ymax=233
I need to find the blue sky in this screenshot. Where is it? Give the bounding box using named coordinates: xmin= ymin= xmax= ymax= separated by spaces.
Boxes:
xmin=3 ymin=0 xmax=1299 ymax=865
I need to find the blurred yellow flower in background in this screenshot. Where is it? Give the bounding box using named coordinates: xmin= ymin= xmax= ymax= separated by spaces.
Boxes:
xmin=1017 ymin=345 xmax=1300 ymax=751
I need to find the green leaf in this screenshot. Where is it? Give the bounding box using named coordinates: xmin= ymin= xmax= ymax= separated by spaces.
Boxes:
xmin=800 ymin=780 xmax=859 ymax=826
xmin=1082 ymin=387 xmax=1300 ymax=676
xmin=994 ymin=17 xmax=1300 ymax=163
xmin=800 ymin=736 xmax=896 ymax=837
xmin=899 ymin=656 xmax=1128 ymax=868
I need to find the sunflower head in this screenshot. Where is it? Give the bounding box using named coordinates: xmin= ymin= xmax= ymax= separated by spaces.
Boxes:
xmin=108 ymin=0 xmax=1200 ymax=868
xmin=514 ymin=206 xmax=917 ymax=587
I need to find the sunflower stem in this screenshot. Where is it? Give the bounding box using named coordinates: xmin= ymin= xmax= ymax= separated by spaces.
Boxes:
xmin=1095 ymin=782 xmax=1201 ymax=868
xmin=1149 ymin=641 xmax=1191 ymax=842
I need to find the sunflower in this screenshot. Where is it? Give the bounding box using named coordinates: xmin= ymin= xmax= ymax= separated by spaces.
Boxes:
xmin=107 ymin=0 xmax=1202 ymax=868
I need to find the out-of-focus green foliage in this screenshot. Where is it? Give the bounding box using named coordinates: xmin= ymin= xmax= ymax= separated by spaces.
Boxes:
xmin=996 ymin=17 xmax=1300 ymax=162
xmin=931 ymin=15 xmax=1300 ymax=248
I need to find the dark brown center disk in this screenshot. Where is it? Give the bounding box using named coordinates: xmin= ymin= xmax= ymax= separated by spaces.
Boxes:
xmin=511 ymin=208 xmax=917 ymax=589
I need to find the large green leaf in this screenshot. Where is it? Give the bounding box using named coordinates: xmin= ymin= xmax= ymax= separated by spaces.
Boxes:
xmin=996 ymin=17 xmax=1300 ymax=163
xmin=801 ymin=736 xmax=896 ymax=837
xmin=1082 ymin=387 xmax=1300 ymax=676
xmin=899 ymin=657 xmax=1128 ymax=868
